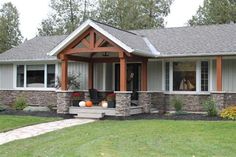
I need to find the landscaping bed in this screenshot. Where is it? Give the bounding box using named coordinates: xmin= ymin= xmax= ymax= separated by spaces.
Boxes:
xmin=103 ymin=112 xmax=226 ymax=121
xmin=0 ymin=109 xmax=73 ymax=119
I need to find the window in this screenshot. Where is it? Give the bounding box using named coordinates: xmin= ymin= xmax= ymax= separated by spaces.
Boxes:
xmin=173 ymin=62 xmax=196 ymax=91
xmin=16 ymin=64 xmax=55 ymax=88
xmin=47 ymin=64 xmax=55 ymax=87
xmin=165 ymin=62 xmax=170 ymax=91
xmin=17 ymin=65 xmax=24 ymax=87
xmin=26 ymin=65 xmax=44 ymax=87
xmin=201 ymin=61 xmax=209 ymax=91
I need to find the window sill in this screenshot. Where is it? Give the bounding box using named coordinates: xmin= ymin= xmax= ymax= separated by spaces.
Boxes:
xmin=13 ymin=87 xmax=56 ymax=92
xmin=164 ymin=91 xmax=211 ymax=95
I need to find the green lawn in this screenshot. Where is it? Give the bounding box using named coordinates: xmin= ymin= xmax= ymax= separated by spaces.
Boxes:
xmin=0 ymin=115 xmax=61 ymax=132
xmin=0 ymin=120 xmax=235 ymax=157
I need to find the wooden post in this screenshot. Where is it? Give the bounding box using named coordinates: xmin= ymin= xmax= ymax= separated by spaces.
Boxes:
xmin=119 ymin=52 xmax=127 ymax=91
xmin=216 ymin=56 xmax=222 ymax=91
xmin=88 ymin=62 xmax=94 ymax=89
xmin=141 ymin=59 xmax=148 ymax=91
xmin=61 ymin=55 xmax=68 ymax=90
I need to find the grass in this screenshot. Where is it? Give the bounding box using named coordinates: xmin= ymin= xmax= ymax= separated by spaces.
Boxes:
xmin=0 ymin=120 xmax=235 ymax=157
xmin=0 ymin=115 xmax=61 ymax=132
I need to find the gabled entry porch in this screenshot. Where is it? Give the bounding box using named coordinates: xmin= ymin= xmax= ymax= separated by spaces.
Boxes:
xmin=55 ymin=26 xmax=151 ymax=117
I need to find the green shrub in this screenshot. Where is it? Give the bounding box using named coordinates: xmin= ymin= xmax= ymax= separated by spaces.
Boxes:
xmin=14 ymin=96 xmax=28 ymax=110
xmin=203 ymin=99 xmax=217 ymax=117
xmin=220 ymin=106 xmax=236 ymax=120
xmin=0 ymin=105 xmax=4 ymax=112
xmin=171 ymin=96 xmax=184 ymax=112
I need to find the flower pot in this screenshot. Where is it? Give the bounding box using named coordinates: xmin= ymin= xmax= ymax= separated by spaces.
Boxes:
xmin=108 ymin=101 xmax=115 ymax=108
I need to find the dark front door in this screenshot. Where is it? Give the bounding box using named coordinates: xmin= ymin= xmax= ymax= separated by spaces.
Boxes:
xmin=115 ymin=63 xmax=141 ymax=91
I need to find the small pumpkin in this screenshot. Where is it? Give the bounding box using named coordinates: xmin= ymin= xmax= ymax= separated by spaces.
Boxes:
xmin=85 ymin=101 xmax=93 ymax=107
xmin=79 ymin=101 xmax=86 ymax=107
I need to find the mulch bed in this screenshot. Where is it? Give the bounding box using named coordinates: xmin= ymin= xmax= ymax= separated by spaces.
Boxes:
xmin=103 ymin=113 xmax=228 ymax=121
xmin=0 ymin=109 xmax=73 ymax=119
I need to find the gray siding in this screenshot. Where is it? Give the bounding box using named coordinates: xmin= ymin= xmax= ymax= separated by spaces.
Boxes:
xmin=93 ymin=63 xmax=104 ymax=90
xmin=0 ymin=64 xmax=13 ymax=89
xmin=105 ymin=63 xmax=113 ymax=90
xmin=222 ymin=59 xmax=236 ymax=92
xmin=147 ymin=61 xmax=162 ymax=91
xmin=58 ymin=62 xmax=88 ymax=90
xmin=212 ymin=60 xmax=217 ymax=91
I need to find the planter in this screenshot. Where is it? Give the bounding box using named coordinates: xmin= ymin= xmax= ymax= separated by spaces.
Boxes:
xmin=108 ymin=101 xmax=116 ymax=108
xmin=72 ymin=100 xmax=80 ymax=106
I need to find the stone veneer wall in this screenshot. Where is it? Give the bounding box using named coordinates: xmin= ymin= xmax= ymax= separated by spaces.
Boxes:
xmin=149 ymin=92 xmax=211 ymax=112
xmin=115 ymin=91 xmax=132 ymax=116
xmin=56 ymin=91 xmax=73 ymax=114
xmin=138 ymin=92 xmax=152 ymax=113
xmin=0 ymin=90 xmax=57 ymax=107
xmin=224 ymin=93 xmax=236 ymax=107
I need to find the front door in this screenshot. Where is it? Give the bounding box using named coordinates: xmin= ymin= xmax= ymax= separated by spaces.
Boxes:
xmin=115 ymin=63 xmax=141 ymax=91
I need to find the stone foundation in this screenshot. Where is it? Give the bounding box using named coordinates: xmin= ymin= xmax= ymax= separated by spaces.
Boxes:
xmin=115 ymin=91 xmax=132 ymax=116
xmin=56 ymin=91 xmax=73 ymax=114
xmin=0 ymin=90 xmax=57 ymax=108
xmin=138 ymin=92 xmax=152 ymax=113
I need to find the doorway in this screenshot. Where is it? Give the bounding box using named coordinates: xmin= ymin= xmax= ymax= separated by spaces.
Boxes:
xmin=115 ymin=63 xmax=141 ymax=91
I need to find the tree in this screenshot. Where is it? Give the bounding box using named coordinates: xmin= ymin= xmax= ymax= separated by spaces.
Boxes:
xmin=0 ymin=2 xmax=23 ymax=53
xmin=97 ymin=0 xmax=173 ymax=30
xmin=38 ymin=0 xmax=97 ymax=36
xmin=189 ymin=0 xmax=236 ymax=26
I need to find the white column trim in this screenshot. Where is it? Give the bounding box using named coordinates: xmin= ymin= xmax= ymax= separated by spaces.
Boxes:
xmin=44 ymin=64 xmax=47 ymax=88
xmin=196 ymin=60 xmax=201 ymax=93
xmin=169 ymin=61 xmax=173 ymax=92
xmin=161 ymin=60 xmax=165 ymax=91
xmin=24 ymin=64 xmax=27 ymax=88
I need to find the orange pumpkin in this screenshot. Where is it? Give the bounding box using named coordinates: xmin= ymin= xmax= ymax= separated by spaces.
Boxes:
xmin=85 ymin=101 xmax=93 ymax=107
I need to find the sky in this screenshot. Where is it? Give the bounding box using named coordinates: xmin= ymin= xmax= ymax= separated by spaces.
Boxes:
xmin=0 ymin=0 xmax=204 ymax=40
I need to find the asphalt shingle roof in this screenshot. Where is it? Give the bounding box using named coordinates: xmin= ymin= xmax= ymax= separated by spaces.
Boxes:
xmin=0 ymin=35 xmax=67 ymax=62
xmin=132 ymin=23 xmax=236 ymax=57
xmin=0 ymin=22 xmax=236 ymax=62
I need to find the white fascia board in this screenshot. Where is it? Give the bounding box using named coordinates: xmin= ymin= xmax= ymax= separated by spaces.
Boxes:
xmin=48 ymin=19 xmax=134 ymax=56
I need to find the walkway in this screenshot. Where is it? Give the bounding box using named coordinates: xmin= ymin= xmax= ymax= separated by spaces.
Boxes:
xmin=0 ymin=118 xmax=95 ymax=145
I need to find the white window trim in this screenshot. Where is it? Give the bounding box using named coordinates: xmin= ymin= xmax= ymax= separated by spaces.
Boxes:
xmin=166 ymin=59 xmax=211 ymax=94
xmin=13 ymin=63 xmax=57 ymax=91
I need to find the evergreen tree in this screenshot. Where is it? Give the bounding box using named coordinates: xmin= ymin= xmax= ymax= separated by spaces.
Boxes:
xmin=38 ymin=0 xmax=97 ymax=36
xmin=189 ymin=0 xmax=236 ymax=26
xmin=0 ymin=2 xmax=23 ymax=53
xmin=98 ymin=0 xmax=173 ymax=30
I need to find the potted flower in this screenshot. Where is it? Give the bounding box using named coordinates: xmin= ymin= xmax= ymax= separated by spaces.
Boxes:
xmin=71 ymin=92 xmax=82 ymax=106
xmin=106 ymin=93 xmax=116 ymax=108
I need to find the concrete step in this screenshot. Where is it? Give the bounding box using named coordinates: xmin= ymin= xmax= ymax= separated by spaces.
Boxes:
xmin=74 ymin=112 xmax=105 ymax=119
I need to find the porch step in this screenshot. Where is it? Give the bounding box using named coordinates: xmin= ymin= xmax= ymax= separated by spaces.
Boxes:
xmin=74 ymin=112 xmax=105 ymax=119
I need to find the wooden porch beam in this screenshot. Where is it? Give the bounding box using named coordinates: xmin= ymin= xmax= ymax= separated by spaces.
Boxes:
xmin=216 ymin=56 xmax=222 ymax=91
xmin=141 ymin=59 xmax=148 ymax=91
xmin=81 ymin=39 xmax=90 ymax=48
xmin=61 ymin=55 xmax=68 ymax=90
xmin=64 ymin=47 xmax=120 ymax=55
xmin=90 ymin=30 xmax=95 ymax=49
xmin=95 ymin=38 xmax=104 ymax=48
xmin=67 ymin=55 xmax=90 ymax=62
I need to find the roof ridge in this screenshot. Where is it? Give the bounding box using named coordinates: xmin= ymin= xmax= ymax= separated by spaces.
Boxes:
xmin=90 ymin=19 xmax=139 ymax=36
xmin=131 ymin=22 xmax=236 ymax=32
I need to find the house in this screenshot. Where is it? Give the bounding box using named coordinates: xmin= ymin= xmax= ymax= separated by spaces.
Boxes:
xmin=0 ymin=19 xmax=236 ymax=117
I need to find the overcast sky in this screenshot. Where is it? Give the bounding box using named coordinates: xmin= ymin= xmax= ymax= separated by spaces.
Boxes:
xmin=0 ymin=0 xmax=204 ymax=40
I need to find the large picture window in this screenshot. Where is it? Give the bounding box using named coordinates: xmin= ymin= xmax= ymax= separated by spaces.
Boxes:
xmin=173 ymin=62 xmax=196 ymax=91
xmin=16 ymin=64 xmax=55 ymax=88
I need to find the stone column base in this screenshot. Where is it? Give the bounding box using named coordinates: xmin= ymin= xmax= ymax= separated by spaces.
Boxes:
xmin=115 ymin=91 xmax=132 ymax=116
xmin=56 ymin=91 xmax=73 ymax=114
xmin=138 ymin=91 xmax=152 ymax=113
